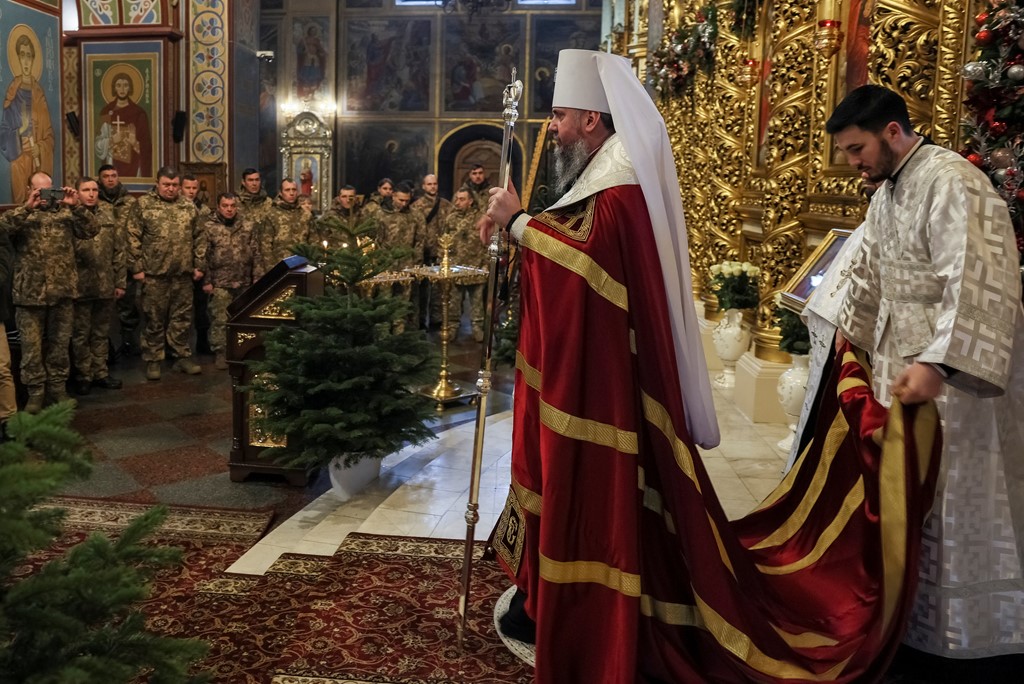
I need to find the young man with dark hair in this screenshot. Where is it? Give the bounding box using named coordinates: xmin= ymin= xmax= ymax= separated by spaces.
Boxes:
xmin=830 ymin=84 xmax=1024 ymax=668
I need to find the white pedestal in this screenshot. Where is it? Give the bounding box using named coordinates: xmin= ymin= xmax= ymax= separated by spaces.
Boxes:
xmin=733 ymin=352 xmax=789 ymax=424
xmin=699 ymin=316 xmax=724 ymax=372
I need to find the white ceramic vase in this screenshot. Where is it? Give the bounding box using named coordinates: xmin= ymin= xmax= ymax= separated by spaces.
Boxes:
xmin=711 ymin=309 xmax=752 ymax=389
xmin=776 ymin=354 xmax=810 ymax=452
xmin=328 ymin=455 xmax=383 ymax=502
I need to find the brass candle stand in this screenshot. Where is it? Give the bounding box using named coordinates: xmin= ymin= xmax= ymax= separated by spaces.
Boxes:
xmin=414 ymin=234 xmax=484 ymax=411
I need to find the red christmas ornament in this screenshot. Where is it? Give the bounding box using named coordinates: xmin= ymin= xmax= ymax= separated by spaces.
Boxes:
xmin=1016 ymin=188 xmax=1024 ymax=202
xmin=976 ymin=29 xmax=994 ymax=46
xmin=975 ymin=12 xmax=989 ymax=27
xmin=990 ymin=121 xmax=1008 ymax=136
xmin=967 ymin=152 xmax=985 ymax=167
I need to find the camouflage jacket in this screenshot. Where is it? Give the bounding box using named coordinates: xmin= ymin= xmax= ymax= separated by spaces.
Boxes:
xmin=202 ymin=212 xmax=260 ymax=289
xmin=444 ymin=206 xmax=489 ymax=268
xmin=464 ymin=181 xmax=492 ymax=213
xmin=238 ymin=188 xmax=273 ymax=228
xmin=99 ymin=182 xmax=138 ymax=223
xmin=0 ymin=204 xmax=100 ymax=305
xmin=76 ymin=202 xmax=127 ymax=299
xmin=410 ymin=195 xmax=451 ymax=265
xmin=377 ymin=206 xmax=425 ymax=270
xmin=360 ymin=192 xmax=391 ymax=226
xmin=126 ymin=192 xmax=205 ymax=277
xmin=258 ymin=196 xmax=317 ymax=275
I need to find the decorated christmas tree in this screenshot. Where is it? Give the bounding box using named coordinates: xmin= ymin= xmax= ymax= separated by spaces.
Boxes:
xmin=961 ymin=0 xmax=1024 ymax=262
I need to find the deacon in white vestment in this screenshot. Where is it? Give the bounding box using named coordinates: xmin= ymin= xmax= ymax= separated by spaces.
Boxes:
xmin=829 ymin=85 xmax=1024 ymax=659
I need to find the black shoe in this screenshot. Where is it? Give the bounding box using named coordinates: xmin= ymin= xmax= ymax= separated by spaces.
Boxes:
xmin=118 ymin=341 xmax=138 ymax=357
xmin=73 ymin=379 xmax=92 ymax=396
xmin=498 ymin=588 xmax=536 ymax=644
xmin=91 ymin=375 xmax=123 ymax=390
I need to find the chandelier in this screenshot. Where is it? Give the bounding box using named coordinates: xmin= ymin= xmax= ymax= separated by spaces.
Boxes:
xmin=437 ymin=0 xmax=512 ymax=19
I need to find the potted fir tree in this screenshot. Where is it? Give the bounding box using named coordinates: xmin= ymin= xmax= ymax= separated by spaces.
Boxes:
xmin=773 ymin=295 xmax=811 ymax=451
xmin=709 ymin=260 xmax=760 ymax=388
xmin=247 ymin=219 xmax=437 ymax=500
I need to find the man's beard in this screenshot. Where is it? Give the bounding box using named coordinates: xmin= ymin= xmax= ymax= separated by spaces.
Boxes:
xmin=553 ymin=138 xmax=590 ymax=195
xmin=863 ymin=137 xmax=899 ymax=183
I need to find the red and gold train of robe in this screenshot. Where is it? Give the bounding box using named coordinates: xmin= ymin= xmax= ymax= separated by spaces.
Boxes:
xmin=492 ymin=185 xmax=941 ymax=683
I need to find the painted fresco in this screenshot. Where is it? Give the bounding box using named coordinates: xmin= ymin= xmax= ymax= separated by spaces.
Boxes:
xmin=342 ymin=123 xmax=431 ymax=196
xmin=292 ymin=16 xmax=330 ymax=100
xmin=442 ymin=14 xmax=524 ymax=113
xmin=122 ymin=0 xmax=161 ymax=24
xmin=344 ymin=17 xmax=432 ymax=113
xmin=531 ymin=15 xmax=601 ymax=114
xmin=78 ymin=0 xmax=120 ymax=26
xmin=0 ymin=1 xmax=62 ymax=204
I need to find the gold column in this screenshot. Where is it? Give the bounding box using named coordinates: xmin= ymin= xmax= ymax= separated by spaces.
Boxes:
xmin=751 ymin=0 xmax=817 ymax=362
xmin=698 ymin=0 xmax=749 ymax=316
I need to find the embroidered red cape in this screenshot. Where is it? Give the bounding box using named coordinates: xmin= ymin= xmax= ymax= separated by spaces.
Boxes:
xmin=492 ymin=184 xmax=941 ymax=683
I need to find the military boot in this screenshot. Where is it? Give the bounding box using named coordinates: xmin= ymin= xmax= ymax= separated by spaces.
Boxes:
xmin=46 ymin=388 xmax=78 ymax=409
xmin=24 ymin=392 xmax=45 ymax=414
xmin=172 ymin=357 xmax=202 ymax=375
xmin=146 ymin=361 xmax=162 ymax=381
xmin=214 ymin=352 xmax=228 ymax=370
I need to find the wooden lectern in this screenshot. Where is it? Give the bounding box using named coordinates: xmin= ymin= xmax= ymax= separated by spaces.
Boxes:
xmin=226 ymin=256 xmax=324 ymax=485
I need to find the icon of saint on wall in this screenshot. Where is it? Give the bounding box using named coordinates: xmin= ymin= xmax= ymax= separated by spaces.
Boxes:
xmin=0 ymin=25 xmax=54 ymax=204
xmin=95 ymin=65 xmax=152 ymax=179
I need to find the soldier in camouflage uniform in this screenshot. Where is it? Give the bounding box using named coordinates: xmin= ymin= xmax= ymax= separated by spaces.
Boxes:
xmin=319 ymin=184 xmax=362 ymax=237
xmin=376 ymin=183 xmax=425 ymax=270
xmin=360 ymin=177 xmax=393 ymax=227
xmin=0 ymin=172 xmax=99 ymax=412
xmin=238 ymin=167 xmax=273 ymax=223
xmin=201 ymin=193 xmax=259 ymax=370
xmin=238 ymin=169 xmax=272 ymax=278
xmin=463 ymin=164 xmax=493 ymax=213
xmin=183 ymin=174 xmax=213 ymax=354
xmin=444 ymin=188 xmax=488 ymax=341
xmin=410 ymin=174 xmax=450 ymax=265
xmin=71 ymin=177 xmax=126 ymax=396
xmin=258 ymin=178 xmax=317 ymax=276
xmin=126 ymin=166 xmax=206 ymax=380
xmin=99 ymin=164 xmax=141 ymax=355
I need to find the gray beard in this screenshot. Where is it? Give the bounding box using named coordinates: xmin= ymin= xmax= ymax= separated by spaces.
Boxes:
xmin=553 ymin=139 xmax=590 ymax=195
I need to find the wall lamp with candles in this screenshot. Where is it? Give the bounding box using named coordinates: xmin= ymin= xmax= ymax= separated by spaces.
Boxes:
xmin=814 ymin=0 xmax=845 ymax=59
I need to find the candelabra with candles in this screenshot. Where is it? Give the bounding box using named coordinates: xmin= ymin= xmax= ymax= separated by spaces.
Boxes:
xmin=414 ymin=234 xmax=483 ymax=411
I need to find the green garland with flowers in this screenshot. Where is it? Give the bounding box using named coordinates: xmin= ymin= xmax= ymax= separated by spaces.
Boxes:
xmin=648 ymin=5 xmax=717 ymax=99
xmin=961 ymin=0 xmax=1024 ymax=263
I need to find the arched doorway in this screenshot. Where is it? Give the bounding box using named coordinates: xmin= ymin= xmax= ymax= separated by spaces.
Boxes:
xmin=437 ymin=123 xmax=524 ymax=199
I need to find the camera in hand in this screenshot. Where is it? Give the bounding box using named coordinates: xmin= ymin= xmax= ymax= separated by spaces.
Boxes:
xmin=38 ymin=187 xmax=65 ymax=209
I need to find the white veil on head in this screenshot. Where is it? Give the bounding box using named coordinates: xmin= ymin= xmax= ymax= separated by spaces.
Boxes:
xmin=552 ymin=49 xmax=720 ymax=449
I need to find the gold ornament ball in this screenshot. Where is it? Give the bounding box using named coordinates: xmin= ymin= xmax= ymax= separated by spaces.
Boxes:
xmin=990 ymin=147 xmax=1015 ymax=169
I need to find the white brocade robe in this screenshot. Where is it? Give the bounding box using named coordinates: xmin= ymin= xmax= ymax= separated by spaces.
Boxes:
xmin=839 ymin=144 xmax=1024 ymax=657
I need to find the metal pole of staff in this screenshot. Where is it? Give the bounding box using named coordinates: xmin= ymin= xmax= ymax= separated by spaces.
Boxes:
xmin=457 ymin=68 xmax=522 ymax=650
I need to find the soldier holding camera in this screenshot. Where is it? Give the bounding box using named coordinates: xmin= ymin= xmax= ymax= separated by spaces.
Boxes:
xmin=0 ymin=171 xmax=99 ymax=412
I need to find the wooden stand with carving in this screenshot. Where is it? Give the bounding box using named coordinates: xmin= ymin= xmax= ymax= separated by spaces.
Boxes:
xmin=225 ymin=256 xmax=325 ymax=485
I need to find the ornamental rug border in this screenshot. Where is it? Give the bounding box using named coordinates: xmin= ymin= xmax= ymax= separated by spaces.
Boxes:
xmin=39 ymin=495 xmax=272 ymax=543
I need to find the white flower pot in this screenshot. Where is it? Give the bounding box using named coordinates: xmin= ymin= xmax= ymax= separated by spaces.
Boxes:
xmin=711 ymin=309 xmax=752 ymax=389
xmin=328 ymin=455 xmax=383 ymax=502
xmin=776 ymin=354 xmax=810 ymax=452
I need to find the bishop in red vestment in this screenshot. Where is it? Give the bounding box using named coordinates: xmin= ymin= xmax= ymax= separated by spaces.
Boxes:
xmin=487 ymin=50 xmax=942 ymax=684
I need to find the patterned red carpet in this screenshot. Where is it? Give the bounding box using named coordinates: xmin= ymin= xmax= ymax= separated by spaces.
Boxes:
xmin=176 ymin=533 xmax=531 ymax=683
